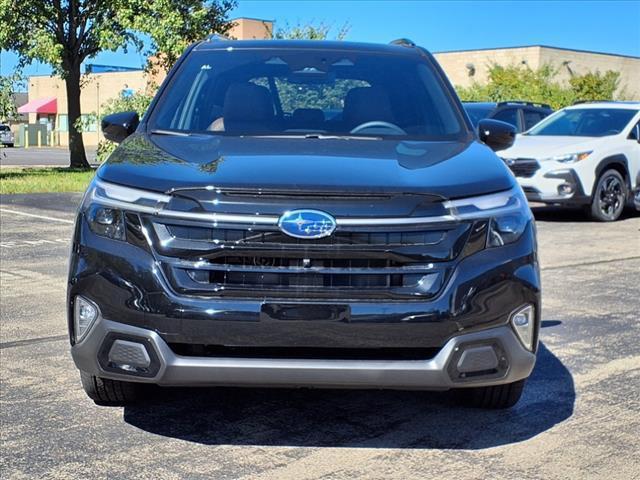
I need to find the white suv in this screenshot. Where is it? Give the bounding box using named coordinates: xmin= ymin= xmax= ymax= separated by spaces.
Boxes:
xmin=0 ymin=124 xmax=14 ymax=147
xmin=500 ymin=102 xmax=640 ymax=221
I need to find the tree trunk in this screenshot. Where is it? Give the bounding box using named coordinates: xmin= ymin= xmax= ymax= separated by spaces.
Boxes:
xmin=65 ymin=64 xmax=90 ymax=169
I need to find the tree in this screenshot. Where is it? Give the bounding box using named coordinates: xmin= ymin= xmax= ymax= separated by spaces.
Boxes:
xmin=0 ymin=0 xmax=235 ymax=168
xmin=271 ymin=21 xmax=350 ymax=41
xmin=456 ymin=63 xmax=623 ymax=110
xmin=95 ymin=89 xmax=155 ymax=162
xmin=569 ymin=71 xmax=620 ymax=103
xmin=265 ymin=20 xmax=355 ymax=114
xmin=0 ymin=73 xmax=22 ymax=123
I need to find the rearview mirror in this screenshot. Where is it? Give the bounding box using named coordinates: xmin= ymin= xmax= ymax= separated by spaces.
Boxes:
xmin=101 ymin=111 xmax=139 ymax=143
xmin=478 ymin=119 xmax=516 ymax=151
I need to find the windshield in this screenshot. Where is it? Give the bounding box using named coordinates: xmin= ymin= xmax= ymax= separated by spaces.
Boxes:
xmin=527 ymin=108 xmax=637 ymax=137
xmin=463 ymin=104 xmax=495 ymax=127
xmin=148 ymin=48 xmax=467 ymax=140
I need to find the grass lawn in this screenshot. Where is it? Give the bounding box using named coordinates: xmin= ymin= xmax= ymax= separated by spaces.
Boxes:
xmin=0 ymin=168 xmax=96 ymax=195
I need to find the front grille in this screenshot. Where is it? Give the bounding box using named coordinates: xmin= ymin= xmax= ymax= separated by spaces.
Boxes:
xmin=143 ymin=216 xmax=475 ymax=300
xmin=168 ymin=343 xmax=440 ymax=360
xmin=184 ymin=257 xmax=408 ymax=290
xmin=505 ymin=158 xmax=540 ymax=178
xmin=166 ymin=224 xmax=445 ymax=246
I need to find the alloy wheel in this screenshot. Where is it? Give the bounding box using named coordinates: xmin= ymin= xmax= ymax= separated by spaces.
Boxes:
xmin=598 ymin=173 xmax=625 ymax=220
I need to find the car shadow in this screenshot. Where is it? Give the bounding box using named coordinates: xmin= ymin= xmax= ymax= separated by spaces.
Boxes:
xmin=531 ymin=205 xmax=639 ymax=223
xmin=123 ymin=341 xmax=574 ymax=449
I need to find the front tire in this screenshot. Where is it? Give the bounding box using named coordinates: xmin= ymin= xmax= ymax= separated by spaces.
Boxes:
xmin=590 ymin=169 xmax=626 ymax=221
xmin=459 ymin=379 xmax=526 ymax=409
xmin=80 ymin=371 xmax=141 ymax=405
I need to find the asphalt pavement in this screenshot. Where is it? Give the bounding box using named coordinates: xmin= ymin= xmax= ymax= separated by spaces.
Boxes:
xmin=1 ymin=147 xmax=98 ymax=167
xmin=1 ymin=194 xmax=639 ymax=479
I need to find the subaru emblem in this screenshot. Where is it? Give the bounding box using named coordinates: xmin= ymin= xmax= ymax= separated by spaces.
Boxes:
xmin=278 ymin=209 xmax=337 ymax=239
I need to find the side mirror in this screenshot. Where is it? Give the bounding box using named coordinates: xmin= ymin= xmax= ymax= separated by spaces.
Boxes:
xmin=101 ymin=111 xmax=139 ymax=143
xmin=478 ymin=118 xmax=516 ymax=151
xmin=628 ymin=124 xmax=640 ymax=143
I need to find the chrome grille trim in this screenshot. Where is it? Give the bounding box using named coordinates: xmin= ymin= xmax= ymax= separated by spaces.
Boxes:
xmin=93 ymin=179 xmax=522 ymax=227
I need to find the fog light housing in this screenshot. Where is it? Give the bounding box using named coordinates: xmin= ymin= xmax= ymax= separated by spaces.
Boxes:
xmin=558 ymin=183 xmax=574 ymax=195
xmin=74 ymin=296 xmax=99 ymax=342
xmin=510 ymin=304 xmax=535 ymax=351
xmin=107 ymin=339 xmax=152 ymax=374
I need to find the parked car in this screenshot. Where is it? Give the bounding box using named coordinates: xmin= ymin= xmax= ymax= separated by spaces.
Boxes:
xmin=500 ymin=101 xmax=640 ymax=221
xmin=463 ymin=101 xmax=553 ymax=132
xmin=0 ymin=124 xmax=14 ymax=147
xmin=68 ymin=38 xmax=540 ymax=409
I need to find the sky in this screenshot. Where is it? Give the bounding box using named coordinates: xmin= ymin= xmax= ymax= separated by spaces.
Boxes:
xmin=1 ymin=0 xmax=639 ymax=81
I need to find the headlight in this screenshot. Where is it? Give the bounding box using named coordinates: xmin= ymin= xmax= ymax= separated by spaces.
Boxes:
xmin=81 ymin=180 xmax=170 ymax=241
xmin=487 ymin=214 xmax=528 ymax=247
xmin=544 ymin=151 xmax=592 ymax=163
xmin=446 ymin=186 xmax=532 ymax=248
xmin=87 ymin=204 xmax=126 ymax=240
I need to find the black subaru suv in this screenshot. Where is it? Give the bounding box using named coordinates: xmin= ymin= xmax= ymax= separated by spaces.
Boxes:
xmin=69 ymin=38 xmax=540 ymax=409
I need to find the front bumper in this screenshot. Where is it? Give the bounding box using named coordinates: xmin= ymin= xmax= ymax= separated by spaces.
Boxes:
xmin=518 ymin=168 xmax=591 ymax=206
xmin=68 ymin=209 xmax=540 ymax=390
xmin=71 ymin=317 xmax=536 ymax=389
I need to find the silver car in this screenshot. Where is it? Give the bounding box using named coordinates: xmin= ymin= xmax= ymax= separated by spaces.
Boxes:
xmin=0 ymin=125 xmax=14 ymax=147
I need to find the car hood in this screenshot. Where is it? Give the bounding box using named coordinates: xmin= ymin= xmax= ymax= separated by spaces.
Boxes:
xmin=500 ymin=134 xmax=605 ymax=159
xmin=97 ymin=133 xmax=514 ymax=199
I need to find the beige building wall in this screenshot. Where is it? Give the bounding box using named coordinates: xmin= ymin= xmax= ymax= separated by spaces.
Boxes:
xmin=28 ymin=70 xmax=147 ymax=146
xmin=539 ymin=47 xmax=640 ymax=98
xmin=228 ymin=17 xmax=273 ymax=41
xmin=434 ymin=46 xmax=640 ymax=99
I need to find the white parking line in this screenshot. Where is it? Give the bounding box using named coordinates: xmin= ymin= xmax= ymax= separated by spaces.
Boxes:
xmin=0 ymin=208 xmax=74 ymax=224
xmin=1 ymin=238 xmax=69 ymax=249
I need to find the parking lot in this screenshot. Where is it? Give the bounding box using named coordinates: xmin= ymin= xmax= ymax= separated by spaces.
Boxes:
xmin=1 ymin=193 xmax=639 ymax=479
xmin=0 ymin=147 xmax=98 ymax=167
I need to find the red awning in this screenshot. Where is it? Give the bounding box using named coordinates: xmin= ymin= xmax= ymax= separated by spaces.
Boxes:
xmin=17 ymin=97 xmax=57 ymax=114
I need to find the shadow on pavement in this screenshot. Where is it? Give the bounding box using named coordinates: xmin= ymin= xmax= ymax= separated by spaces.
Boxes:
xmin=531 ymin=205 xmax=639 ymax=223
xmin=123 ymin=342 xmax=574 ymax=449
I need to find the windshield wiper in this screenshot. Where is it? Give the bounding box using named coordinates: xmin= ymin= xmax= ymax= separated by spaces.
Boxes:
xmin=303 ymin=133 xmax=382 ymax=140
xmin=249 ymin=133 xmax=382 ymax=141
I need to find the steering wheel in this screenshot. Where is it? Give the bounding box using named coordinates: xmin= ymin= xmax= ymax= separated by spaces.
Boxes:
xmin=350 ymin=121 xmax=406 ymax=135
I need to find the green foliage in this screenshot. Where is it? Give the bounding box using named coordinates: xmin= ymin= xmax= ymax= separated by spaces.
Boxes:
xmin=456 ymin=64 xmax=623 ymax=110
xmin=272 ymin=21 xmax=350 ymax=41
xmin=128 ymin=1 xmax=237 ymax=72
xmin=265 ymin=20 xmax=353 ymax=114
xmin=0 ymin=1 xmax=237 ymax=74
xmin=569 ymin=71 xmax=620 ymax=102
xmin=0 ymin=73 xmax=22 ymax=123
xmin=95 ymin=90 xmax=155 ymax=162
xmin=0 ymin=0 xmax=235 ymax=167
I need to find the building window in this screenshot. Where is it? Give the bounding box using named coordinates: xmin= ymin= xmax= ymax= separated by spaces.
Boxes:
xmin=58 ymin=114 xmax=68 ymax=132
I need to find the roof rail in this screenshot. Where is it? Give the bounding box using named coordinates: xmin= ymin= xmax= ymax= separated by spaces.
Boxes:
xmin=389 ymin=38 xmax=416 ymax=48
xmin=497 ymin=100 xmax=551 ymax=109
xmin=205 ymin=33 xmax=230 ymax=42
